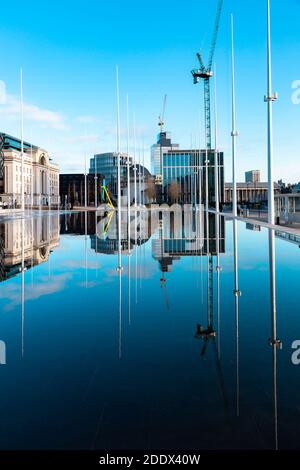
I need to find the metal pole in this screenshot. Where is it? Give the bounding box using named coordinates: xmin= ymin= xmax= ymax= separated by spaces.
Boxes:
xmin=265 ymin=0 xmax=277 ymax=225
xmin=20 ymin=68 xmax=24 ymax=212
xmin=142 ymin=140 xmax=145 ymax=206
xmin=126 ymin=94 xmax=130 ymax=211
xmin=138 ymin=143 xmax=141 ymax=205
xmin=116 ymin=65 xmax=122 ymax=273
xmin=84 ymin=154 xmax=87 ymax=208
xmin=94 ymin=157 xmax=97 ymax=208
xmin=133 ymin=113 xmax=137 ymax=207
xmin=214 ymin=62 xmax=219 ymax=214
xmin=231 ymin=14 xmax=238 ymax=218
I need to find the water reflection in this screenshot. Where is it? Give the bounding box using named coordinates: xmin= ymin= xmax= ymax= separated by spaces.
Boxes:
xmin=0 ymin=209 xmax=299 ymax=450
xmin=0 ymin=214 xmax=60 ymax=282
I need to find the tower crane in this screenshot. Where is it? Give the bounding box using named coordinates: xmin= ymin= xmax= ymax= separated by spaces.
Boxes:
xmin=191 ymin=0 xmax=223 ymax=150
xmin=158 ymin=94 xmax=167 ymax=132
xmin=191 ymin=1 xmax=223 ymax=353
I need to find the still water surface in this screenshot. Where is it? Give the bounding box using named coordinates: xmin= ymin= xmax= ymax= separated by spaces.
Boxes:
xmin=0 ymin=210 xmax=299 ymax=450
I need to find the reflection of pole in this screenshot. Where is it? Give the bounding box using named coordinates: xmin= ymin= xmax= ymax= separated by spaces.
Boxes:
xmin=21 ymin=217 xmax=25 ymax=357
xmin=118 ymin=258 xmax=122 ymax=359
xmin=135 ymin=213 xmax=138 ymax=304
xmin=216 ymin=212 xmax=221 ymax=358
xmin=85 ymin=210 xmax=88 ymax=288
xmin=268 ymin=228 xmax=282 ymax=450
xmin=233 ymin=218 xmax=241 ymax=417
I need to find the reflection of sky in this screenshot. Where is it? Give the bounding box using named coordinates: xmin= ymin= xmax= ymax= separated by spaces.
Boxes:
xmin=0 ymin=217 xmax=300 ymax=449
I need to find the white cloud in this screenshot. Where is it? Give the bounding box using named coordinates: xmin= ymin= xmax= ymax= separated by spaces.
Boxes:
xmin=0 ymin=92 xmax=67 ymax=130
xmin=77 ymin=115 xmax=99 ymax=124
xmin=62 ymin=134 xmax=99 ymax=143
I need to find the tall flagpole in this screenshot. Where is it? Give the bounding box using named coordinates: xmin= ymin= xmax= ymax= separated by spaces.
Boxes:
xmin=20 ymin=68 xmax=24 ymax=212
xmin=231 ymin=14 xmax=238 ymax=218
xmin=265 ymin=0 xmax=277 ymax=225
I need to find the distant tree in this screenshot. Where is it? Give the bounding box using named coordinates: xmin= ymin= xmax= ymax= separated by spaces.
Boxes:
xmin=146 ymin=179 xmax=156 ymax=202
xmin=168 ymin=181 xmax=180 ymax=203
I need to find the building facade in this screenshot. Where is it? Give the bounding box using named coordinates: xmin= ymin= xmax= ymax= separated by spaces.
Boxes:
xmin=89 ymin=153 xmax=131 ymax=200
xmin=245 ymin=170 xmax=261 ymax=184
xmin=162 ymin=149 xmax=224 ymax=205
xmin=224 ymin=182 xmax=281 ymax=205
xmin=151 ymin=132 xmax=179 ymax=182
xmin=0 ymin=133 xmax=60 ymax=209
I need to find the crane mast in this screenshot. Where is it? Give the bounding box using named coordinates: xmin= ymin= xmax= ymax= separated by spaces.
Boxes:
xmin=191 ymin=0 xmax=223 ymax=150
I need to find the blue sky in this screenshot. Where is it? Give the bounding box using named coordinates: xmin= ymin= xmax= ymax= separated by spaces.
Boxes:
xmin=0 ymin=0 xmax=299 ymax=182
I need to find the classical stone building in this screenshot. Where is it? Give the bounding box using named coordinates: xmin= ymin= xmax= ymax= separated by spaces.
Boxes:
xmin=0 ymin=133 xmax=60 ymax=209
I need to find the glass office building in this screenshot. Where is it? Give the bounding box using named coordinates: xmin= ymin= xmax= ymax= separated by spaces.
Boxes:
xmin=89 ymin=153 xmax=130 ymax=198
xmin=162 ymin=149 xmax=224 ymax=205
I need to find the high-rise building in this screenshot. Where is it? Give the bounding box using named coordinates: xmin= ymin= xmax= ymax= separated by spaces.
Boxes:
xmin=245 ymin=170 xmax=260 ymax=184
xmin=151 ymin=132 xmax=179 ymax=183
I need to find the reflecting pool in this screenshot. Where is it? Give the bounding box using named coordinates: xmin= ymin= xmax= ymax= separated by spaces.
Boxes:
xmin=0 ymin=209 xmax=300 ymax=450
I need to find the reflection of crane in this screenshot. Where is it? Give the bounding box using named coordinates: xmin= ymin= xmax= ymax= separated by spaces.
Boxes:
xmin=191 ymin=0 xmax=223 ymax=150
xmin=158 ymin=94 xmax=167 ymax=132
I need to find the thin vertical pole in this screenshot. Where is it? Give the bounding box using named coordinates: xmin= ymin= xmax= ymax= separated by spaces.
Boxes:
xmin=126 ymin=94 xmax=130 ymax=212
xmin=133 ymin=113 xmax=137 ymax=207
xmin=214 ymin=62 xmax=219 ymax=214
xmin=116 ymin=66 xmax=122 ymax=273
xmin=84 ymin=154 xmax=87 ymax=208
xmin=142 ymin=140 xmax=145 ymax=205
xmin=94 ymin=157 xmax=97 ymax=208
xmin=30 ymin=129 xmax=33 ymax=210
xmin=231 ymin=14 xmax=238 ymax=218
xmin=265 ymin=0 xmax=277 ymax=225
xmin=20 ymin=68 xmax=24 ymax=212
xmin=138 ymin=143 xmax=141 ymax=205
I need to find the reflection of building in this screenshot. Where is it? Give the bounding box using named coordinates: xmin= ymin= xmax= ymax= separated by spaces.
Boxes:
xmin=0 ymin=215 xmax=60 ymax=282
xmin=0 ymin=133 xmax=60 ymax=208
xmin=245 ymin=170 xmax=260 ymax=184
xmin=225 ymin=182 xmax=281 ymax=205
xmin=59 ymin=173 xmax=102 ymax=208
xmin=152 ymin=210 xmax=225 ymax=272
